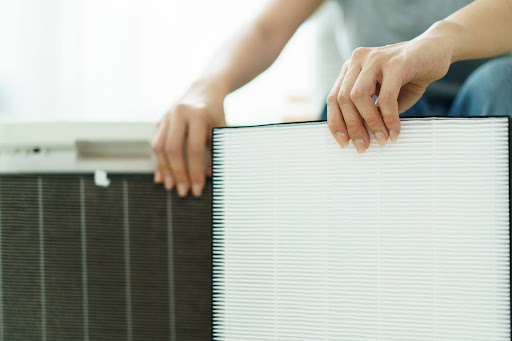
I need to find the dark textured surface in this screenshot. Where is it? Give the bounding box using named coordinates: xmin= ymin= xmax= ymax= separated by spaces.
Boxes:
xmin=127 ymin=179 xmax=170 ymax=340
xmin=84 ymin=178 xmax=127 ymax=340
xmin=42 ymin=177 xmax=84 ymax=341
xmin=172 ymin=184 xmax=212 ymax=340
xmin=1 ymin=177 xmax=42 ymax=340
xmin=0 ymin=174 xmax=212 ymax=341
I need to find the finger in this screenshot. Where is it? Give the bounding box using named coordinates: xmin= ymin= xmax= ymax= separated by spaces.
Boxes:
xmin=187 ymin=118 xmax=208 ymax=197
xmin=165 ymin=111 xmax=190 ymax=197
xmin=154 ymin=169 xmax=162 ymax=183
xmin=207 ymin=153 xmax=212 ymax=177
xmin=152 ymin=119 xmax=175 ymax=189
xmin=206 ymin=131 xmax=213 ymax=177
xmin=327 ymin=65 xmax=350 ymax=148
xmin=156 ymin=158 xmax=174 ymax=189
xmin=351 ymin=67 xmax=389 ymax=146
xmin=338 ymin=65 xmax=370 ymax=153
xmin=376 ymin=66 xmax=402 ymax=142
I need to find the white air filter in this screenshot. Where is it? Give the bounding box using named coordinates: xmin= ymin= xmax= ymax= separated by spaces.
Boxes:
xmin=212 ymin=118 xmax=510 ymax=341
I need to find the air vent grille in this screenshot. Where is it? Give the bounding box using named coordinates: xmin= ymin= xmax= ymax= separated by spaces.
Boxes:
xmin=0 ymin=174 xmax=211 ymax=341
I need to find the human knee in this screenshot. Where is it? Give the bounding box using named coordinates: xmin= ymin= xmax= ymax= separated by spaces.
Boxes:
xmin=456 ymin=58 xmax=512 ymax=116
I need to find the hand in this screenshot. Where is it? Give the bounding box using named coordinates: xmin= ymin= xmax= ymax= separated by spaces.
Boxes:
xmin=152 ymin=83 xmax=226 ymax=197
xmin=326 ymin=34 xmax=453 ymax=153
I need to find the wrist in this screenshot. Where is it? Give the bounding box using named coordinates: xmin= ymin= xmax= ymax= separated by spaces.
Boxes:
xmin=189 ymin=76 xmax=230 ymax=100
xmin=422 ymin=20 xmax=469 ymax=63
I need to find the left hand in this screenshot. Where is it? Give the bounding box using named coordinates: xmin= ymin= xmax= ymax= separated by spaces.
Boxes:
xmin=326 ymin=34 xmax=453 ymax=153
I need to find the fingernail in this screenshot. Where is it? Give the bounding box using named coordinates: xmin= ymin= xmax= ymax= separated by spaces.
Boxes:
xmin=374 ymin=131 xmax=387 ymax=146
xmin=177 ymin=182 xmax=188 ymax=197
xmin=389 ymin=129 xmax=399 ymax=142
xmin=192 ymin=183 xmax=203 ymax=197
xmin=336 ymin=132 xmax=349 ymax=148
xmin=164 ymin=175 xmax=174 ymax=190
xmin=353 ymin=138 xmax=367 ymax=154
xmin=154 ymin=171 xmax=162 ymax=183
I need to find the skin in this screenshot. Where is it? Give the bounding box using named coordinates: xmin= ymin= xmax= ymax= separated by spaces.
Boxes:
xmin=153 ymin=0 xmax=512 ymax=196
xmin=153 ymin=0 xmax=325 ymax=196
xmin=328 ymin=1 xmax=512 ymax=152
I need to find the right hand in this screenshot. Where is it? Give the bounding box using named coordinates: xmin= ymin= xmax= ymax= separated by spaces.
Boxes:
xmin=152 ymin=84 xmax=227 ymax=197
xmin=326 ymin=31 xmax=453 ymax=153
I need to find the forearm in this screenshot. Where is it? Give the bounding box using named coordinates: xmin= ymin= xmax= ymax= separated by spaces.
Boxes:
xmin=192 ymin=20 xmax=289 ymax=97
xmin=190 ymin=0 xmax=325 ymax=98
xmin=422 ymin=0 xmax=512 ymax=63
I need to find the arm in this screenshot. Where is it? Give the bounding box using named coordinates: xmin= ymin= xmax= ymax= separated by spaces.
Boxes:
xmin=443 ymin=0 xmax=512 ymax=62
xmin=327 ymin=0 xmax=512 ymax=153
xmin=199 ymin=0 xmax=326 ymax=97
xmin=153 ymin=0 xmax=325 ymax=197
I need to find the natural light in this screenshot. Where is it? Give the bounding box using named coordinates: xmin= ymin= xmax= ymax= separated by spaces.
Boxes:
xmin=0 ymin=0 xmax=342 ymax=125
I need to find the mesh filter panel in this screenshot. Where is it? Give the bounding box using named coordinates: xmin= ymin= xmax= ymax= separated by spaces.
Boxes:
xmin=212 ymin=118 xmax=511 ymax=341
xmin=0 ymin=174 xmax=211 ymax=341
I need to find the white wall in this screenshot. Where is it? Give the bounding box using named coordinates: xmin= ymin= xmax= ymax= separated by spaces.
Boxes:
xmin=0 ymin=0 xmax=342 ymax=124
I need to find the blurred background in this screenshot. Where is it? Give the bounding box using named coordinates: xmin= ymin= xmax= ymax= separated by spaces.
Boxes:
xmin=0 ymin=0 xmax=344 ymax=125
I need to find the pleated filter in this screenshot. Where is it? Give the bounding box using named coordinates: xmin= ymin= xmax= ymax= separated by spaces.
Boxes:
xmin=212 ymin=117 xmax=511 ymax=341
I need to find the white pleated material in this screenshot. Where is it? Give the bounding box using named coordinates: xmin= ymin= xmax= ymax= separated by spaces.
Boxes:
xmin=212 ymin=118 xmax=510 ymax=341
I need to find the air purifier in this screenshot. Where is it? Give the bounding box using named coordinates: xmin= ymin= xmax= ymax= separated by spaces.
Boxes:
xmin=0 ymin=121 xmax=211 ymax=341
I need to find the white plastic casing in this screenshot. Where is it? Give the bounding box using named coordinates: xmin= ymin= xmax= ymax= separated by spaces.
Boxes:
xmin=0 ymin=121 xmax=157 ymax=173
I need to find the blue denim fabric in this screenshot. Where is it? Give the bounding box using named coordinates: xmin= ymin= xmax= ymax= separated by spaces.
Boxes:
xmin=320 ymin=58 xmax=512 ymax=120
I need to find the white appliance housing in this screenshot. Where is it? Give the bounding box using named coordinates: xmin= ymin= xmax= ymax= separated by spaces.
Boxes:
xmin=0 ymin=121 xmax=156 ymax=173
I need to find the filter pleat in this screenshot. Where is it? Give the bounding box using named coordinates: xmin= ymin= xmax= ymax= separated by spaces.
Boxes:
xmin=212 ymin=118 xmax=510 ymax=341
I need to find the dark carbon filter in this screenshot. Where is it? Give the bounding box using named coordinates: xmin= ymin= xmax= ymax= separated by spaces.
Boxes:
xmin=0 ymin=174 xmax=211 ymax=341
